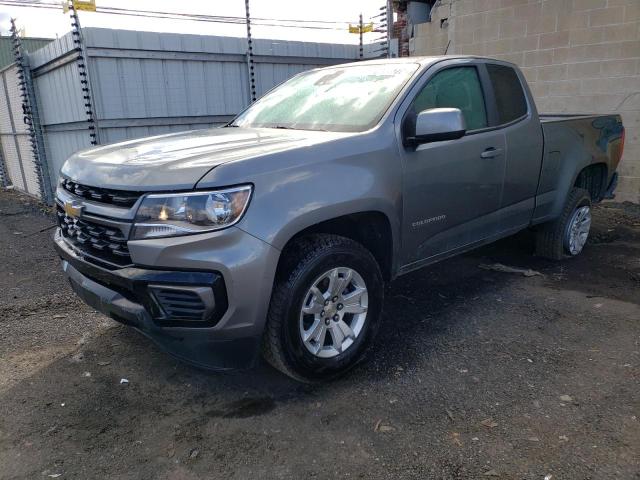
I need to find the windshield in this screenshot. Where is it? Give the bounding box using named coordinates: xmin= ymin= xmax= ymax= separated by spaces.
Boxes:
xmin=230 ymin=63 xmax=420 ymax=132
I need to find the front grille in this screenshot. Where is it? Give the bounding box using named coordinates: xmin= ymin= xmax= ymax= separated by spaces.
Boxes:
xmin=57 ymin=205 xmax=132 ymax=267
xmin=61 ymin=178 xmax=141 ymax=208
xmin=150 ymin=287 xmax=213 ymax=321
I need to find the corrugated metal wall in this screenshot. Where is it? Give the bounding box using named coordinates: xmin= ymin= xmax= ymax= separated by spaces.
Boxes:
xmin=0 ymin=37 xmax=53 ymax=70
xmin=0 ymin=64 xmax=42 ymax=197
xmin=26 ymin=28 xmax=359 ymax=196
xmin=30 ymin=33 xmax=89 ymax=190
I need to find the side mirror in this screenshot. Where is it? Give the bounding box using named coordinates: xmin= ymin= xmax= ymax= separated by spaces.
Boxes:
xmin=409 ymin=108 xmax=467 ymax=145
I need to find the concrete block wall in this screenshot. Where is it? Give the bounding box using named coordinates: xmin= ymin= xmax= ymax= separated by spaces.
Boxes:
xmin=411 ymin=0 xmax=640 ymax=203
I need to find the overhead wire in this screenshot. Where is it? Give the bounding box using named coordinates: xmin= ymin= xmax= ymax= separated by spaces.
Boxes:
xmin=0 ymin=0 xmax=384 ymax=31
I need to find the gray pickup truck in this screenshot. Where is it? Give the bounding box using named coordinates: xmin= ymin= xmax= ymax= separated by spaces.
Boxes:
xmin=54 ymin=56 xmax=624 ymax=381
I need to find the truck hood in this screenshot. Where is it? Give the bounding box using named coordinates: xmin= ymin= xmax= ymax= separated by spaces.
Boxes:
xmin=60 ymin=127 xmax=342 ymax=191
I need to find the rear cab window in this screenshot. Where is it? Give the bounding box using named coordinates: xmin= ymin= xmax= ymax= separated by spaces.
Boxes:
xmin=486 ymin=64 xmax=528 ymax=125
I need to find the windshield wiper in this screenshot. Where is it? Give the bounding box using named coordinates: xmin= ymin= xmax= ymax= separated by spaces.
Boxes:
xmin=268 ymin=125 xmax=331 ymax=132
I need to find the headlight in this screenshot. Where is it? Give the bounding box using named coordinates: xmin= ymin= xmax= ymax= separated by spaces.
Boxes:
xmin=131 ymin=185 xmax=252 ymax=240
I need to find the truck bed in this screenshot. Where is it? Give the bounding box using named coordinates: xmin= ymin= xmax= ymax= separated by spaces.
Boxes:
xmin=532 ymin=112 xmax=624 ymax=223
xmin=539 ymin=113 xmax=611 ymax=123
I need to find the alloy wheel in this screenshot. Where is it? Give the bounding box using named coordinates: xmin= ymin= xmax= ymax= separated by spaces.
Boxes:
xmin=299 ymin=267 xmax=368 ymax=358
xmin=565 ymin=205 xmax=591 ymax=255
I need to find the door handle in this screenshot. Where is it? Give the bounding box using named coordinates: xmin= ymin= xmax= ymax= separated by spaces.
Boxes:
xmin=480 ymin=147 xmax=503 ymax=159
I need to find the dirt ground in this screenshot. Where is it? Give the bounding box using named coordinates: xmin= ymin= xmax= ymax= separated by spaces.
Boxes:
xmin=0 ymin=189 xmax=638 ymax=480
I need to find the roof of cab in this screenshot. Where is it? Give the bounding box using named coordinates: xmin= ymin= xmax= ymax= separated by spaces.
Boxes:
xmin=321 ymin=55 xmax=511 ymax=68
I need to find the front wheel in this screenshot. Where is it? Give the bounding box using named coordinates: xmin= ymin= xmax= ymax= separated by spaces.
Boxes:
xmin=262 ymin=234 xmax=384 ymax=382
xmin=535 ymin=187 xmax=592 ymax=260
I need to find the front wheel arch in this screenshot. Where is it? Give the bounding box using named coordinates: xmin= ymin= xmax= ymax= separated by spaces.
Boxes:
xmin=274 ymin=210 xmax=396 ymax=282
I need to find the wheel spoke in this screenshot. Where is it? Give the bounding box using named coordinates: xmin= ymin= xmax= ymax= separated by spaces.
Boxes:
xmin=342 ymin=287 xmax=367 ymax=313
xmin=311 ymin=324 xmax=328 ymax=352
xmin=336 ymin=320 xmax=355 ymax=340
xmin=310 ymin=286 xmax=325 ymax=303
xmin=343 ymin=304 xmax=367 ymax=314
xmin=326 ymin=269 xmax=339 ymax=296
xmin=302 ymin=302 xmax=323 ymax=315
xmin=342 ymin=286 xmax=365 ymax=303
xmin=330 ymin=325 xmax=345 ymax=352
xmin=333 ymin=269 xmax=353 ymax=296
xmin=303 ymin=318 xmax=323 ymax=342
xmin=580 ymin=218 xmax=591 ymax=232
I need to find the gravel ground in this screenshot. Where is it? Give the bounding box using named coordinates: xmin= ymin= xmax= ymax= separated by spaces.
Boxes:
xmin=0 ymin=189 xmax=638 ymax=480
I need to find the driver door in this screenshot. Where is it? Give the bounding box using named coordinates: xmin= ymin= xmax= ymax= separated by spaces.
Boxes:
xmin=398 ymin=63 xmax=506 ymax=268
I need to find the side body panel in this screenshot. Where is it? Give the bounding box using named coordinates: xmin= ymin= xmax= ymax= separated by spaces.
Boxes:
xmin=496 ymin=70 xmax=544 ymax=231
xmin=400 ymin=131 xmax=506 ymax=264
xmin=533 ymin=114 xmax=623 ymax=224
xmin=393 ymin=58 xmax=546 ymax=270
xmin=394 ymin=58 xmax=507 ymax=268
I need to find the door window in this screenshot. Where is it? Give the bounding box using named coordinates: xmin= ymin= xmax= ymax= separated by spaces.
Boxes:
xmin=412 ymin=66 xmax=488 ymax=131
xmin=486 ymin=64 xmax=528 ymax=124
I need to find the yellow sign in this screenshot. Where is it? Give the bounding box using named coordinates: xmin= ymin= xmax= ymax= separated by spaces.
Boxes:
xmin=349 ymin=23 xmax=374 ymax=34
xmin=73 ymin=0 xmax=96 ymax=12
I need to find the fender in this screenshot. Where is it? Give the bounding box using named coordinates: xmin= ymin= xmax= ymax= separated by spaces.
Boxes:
xmin=533 ymin=115 xmax=622 ymax=224
xmin=196 ymin=127 xmax=404 ymax=272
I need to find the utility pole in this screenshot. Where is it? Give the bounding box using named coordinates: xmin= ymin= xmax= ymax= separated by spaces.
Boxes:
xmin=350 ymin=15 xmax=371 ymax=59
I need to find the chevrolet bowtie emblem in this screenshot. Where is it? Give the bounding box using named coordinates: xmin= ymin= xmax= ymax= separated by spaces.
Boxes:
xmin=64 ymin=200 xmax=84 ymax=218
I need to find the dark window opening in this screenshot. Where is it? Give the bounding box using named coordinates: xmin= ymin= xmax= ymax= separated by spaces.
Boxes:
xmin=486 ymin=64 xmax=528 ymax=125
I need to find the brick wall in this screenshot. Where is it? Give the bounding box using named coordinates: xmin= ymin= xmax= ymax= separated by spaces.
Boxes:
xmin=411 ymin=0 xmax=640 ymax=203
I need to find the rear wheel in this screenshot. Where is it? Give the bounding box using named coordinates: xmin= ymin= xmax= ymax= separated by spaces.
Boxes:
xmin=535 ymin=187 xmax=592 ymax=260
xmin=262 ymin=234 xmax=383 ymax=382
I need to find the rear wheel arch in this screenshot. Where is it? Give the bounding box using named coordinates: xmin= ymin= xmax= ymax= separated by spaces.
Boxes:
xmin=574 ymin=163 xmax=608 ymax=202
xmin=540 ymin=159 xmax=608 ymax=223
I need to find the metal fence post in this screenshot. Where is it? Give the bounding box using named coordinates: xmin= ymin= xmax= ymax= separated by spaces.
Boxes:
xmin=69 ymin=1 xmax=99 ymax=146
xmin=371 ymin=4 xmax=389 ymax=58
xmin=386 ymin=0 xmax=392 ymax=58
xmin=244 ymin=0 xmax=257 ymax=103
xmin=359 ymin=14 xmax=364 ymax=59
xmin=0 ymin=134 xmax=8 ymax=188
xmin=0 ymin=68 xmax=7 ymax=188
xmin=10 ymin=19 xmax=53 ymax=204
xmin=1 ymin=67 xmax=28 ymax=191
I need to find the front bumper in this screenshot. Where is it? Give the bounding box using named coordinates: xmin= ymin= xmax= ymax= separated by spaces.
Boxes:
xmin=54 ymin=227 xmax=280 ymax=370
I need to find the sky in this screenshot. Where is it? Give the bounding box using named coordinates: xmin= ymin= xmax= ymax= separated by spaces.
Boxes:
xmin=0 ymin=0 xmax=386 ymax=44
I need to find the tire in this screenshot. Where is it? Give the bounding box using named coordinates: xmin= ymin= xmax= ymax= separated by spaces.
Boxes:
xmin=535 ymin=187 xmax=592 ymax=260
xmin=262 ymin=234 xmax=384 ymax=382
